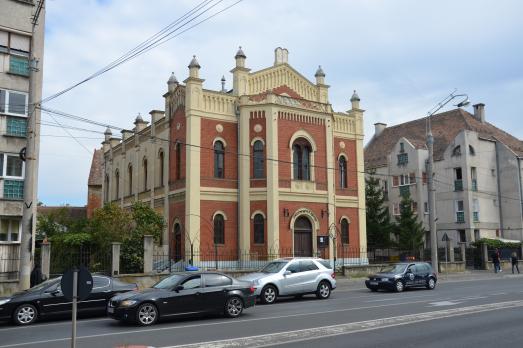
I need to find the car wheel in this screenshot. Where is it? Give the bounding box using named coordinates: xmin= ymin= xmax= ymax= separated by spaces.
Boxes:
xmin=13 ymin=304 xmax=38 ymax=325
xmin=224 ymin=296 xmax=244 ymax=318
xmin=426 ymin=277 xmax=436 ymax=290
xmin=316 ymin=281 xmax=331 ymax=299
xmin=260 ymin=285 xmax=277 ymax=304
xmin=394 ymin=280 xmax=404 ymax=292
xmin=136 ymin=303 xmax=158 ymax=326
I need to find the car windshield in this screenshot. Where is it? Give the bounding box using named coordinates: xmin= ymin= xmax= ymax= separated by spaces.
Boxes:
xmin=153 ymin=274 xmax=186 ymax=289
xmin=380 ymin=264 xmax=407 ymax=274
xmin=261 ymin=261 xmax=288 ymax=273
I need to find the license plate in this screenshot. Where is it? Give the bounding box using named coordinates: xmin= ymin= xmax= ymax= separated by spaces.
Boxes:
xmin=107 ymin=307 xmax=114 ymax=314
xmin=369 ymin=281 xmax=378 ymax=286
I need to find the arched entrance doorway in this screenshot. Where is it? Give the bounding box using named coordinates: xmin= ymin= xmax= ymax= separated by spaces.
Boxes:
xmin=173 ymin=223 xmax=182 ymax=262
xmin=294 ymin=216 xmax=312 ymax=257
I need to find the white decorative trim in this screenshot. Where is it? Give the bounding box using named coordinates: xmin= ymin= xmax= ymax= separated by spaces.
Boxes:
xmin=288 ymin=129 xmax=318 ymax=151
xmin=213 ymin=210 xmax=228 ymax=221
xmin=339 ymin=215 xmax=351 ymax=224
xmin=212 ymin=136 xmax=227 ymax=148
xmin=254 ymin=124 xmax=263 ymax=133
xmin=216 ymin=124 xmax=224 ymax=133
xmin=337 ymin=152 xmax=348 ymax=161
xmin=250 ymin=137 xmax=265 ymax=146
xmin=250 ymin=210 xmax=266 ymax=219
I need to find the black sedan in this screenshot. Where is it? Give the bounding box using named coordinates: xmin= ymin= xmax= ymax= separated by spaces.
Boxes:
xmin=365 ymin=262 xmax=437 ymax=292
xmin=0 ymin=275 xmax=137 ymax=325
xmin=108 ymin=271 xmax=256 ymax=326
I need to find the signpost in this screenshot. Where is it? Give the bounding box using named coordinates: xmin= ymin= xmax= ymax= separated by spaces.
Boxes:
xmin=61 ymin=267 xmax=93 ymax=348
xmin=442 ymin=233 xmax=451 ymax=279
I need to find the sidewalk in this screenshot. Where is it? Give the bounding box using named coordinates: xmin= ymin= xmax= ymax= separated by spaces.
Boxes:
xmin=335 ymin=270 xmax=523 ymax=290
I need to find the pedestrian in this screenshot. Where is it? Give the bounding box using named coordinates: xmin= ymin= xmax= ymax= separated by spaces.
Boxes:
xmin=492 ymin=248 xmax=501 ymax=273
xmin=511 ymin=252 xmax=520 ymax=274
xmin=30 ymin=264 xmax=43 ymax=288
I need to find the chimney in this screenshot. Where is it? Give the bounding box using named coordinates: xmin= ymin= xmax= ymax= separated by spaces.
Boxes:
xmin=121 ymin=129 xmax=134 ymax=141
xmin=473 ymin=103 xmax=485 ymax=123
xmin=374 ymin=122 xmax=387 ymax=137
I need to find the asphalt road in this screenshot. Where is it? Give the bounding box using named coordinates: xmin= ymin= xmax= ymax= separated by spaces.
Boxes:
xmin=1 ymin=276 xmax=522 ymax=348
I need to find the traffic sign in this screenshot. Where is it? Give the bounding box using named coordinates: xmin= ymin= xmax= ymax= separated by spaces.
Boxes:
xmin=61 ymin=267 xmax=93 ymax=301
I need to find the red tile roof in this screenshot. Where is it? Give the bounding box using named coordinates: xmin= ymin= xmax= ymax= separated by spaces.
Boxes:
xmin=365 ymin=109 xmax=523 ymax=169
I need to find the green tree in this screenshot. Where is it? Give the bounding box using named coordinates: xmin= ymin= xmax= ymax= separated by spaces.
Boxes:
xmin=36 ymin=207 xmax=88 ymax=241
xmin=88 ymin=203 xmax=134 ymax=250
xmin=394 ymin=192 xmax=425 ymax=251
xmin=365 ymin=171 xmax=393 ymax=248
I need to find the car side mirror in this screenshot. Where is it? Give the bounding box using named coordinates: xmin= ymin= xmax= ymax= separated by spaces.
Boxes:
xmin=174 ymin=285 xmax=184 ymax=292
xmin=283 ymin=270 xmax=291 ymax=276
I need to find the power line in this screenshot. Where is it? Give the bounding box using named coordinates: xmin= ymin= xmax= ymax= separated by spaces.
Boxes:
xmin=39 ymin=0 xmax=244 ymax=104
xmin=47 ymin=113 xmax=93 ymax=155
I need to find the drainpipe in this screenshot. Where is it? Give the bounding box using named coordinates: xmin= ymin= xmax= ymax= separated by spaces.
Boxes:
xmin=236 ymin=103 xmax=241 ymax=267
xmin=495 ymin=142 xmax=504 ymax=237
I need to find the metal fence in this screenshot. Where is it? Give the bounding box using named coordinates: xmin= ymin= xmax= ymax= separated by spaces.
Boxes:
xmin=0 ymin=244 xmax=20 ymax=281
xmin=50 ymin=245 xmax=112 ymax=277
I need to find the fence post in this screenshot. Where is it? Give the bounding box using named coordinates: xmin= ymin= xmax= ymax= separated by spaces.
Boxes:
xmin=144 ymin=235 xmax=153 ymax=273
xmin=460 ymin=243 xmax=466 ymax=263
xmin=447 ymin=240 xmax=455 ymax=262
xmin=482 ymin=243 xmax=488 ymax=270
xmin=40 ymin=241 xmax=51 ymax=280
xmin=111 ymin=242 xmax=121 ymax=276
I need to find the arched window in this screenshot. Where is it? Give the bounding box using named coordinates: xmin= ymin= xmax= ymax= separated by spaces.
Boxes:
xmin=253 ymin=214 xmax=264 ymax=244
xmin=339 ymin=156 xmax=347 ymax=189
xmin=452 ymin=145 xmax=461 ymax=157
xmin=253 ymin=140 xmax=264 ymax=179
xmin=128 ymin=164 xmax=133 ymax=195
xmin=214 ymin=141 xmax=225 ymax=178
xmin=158 ymin=150 xmax=164 ymax=186
xmin=115 ymin=169 xmax=120 ymax=199
xmin=176 ymin=143 xmax=182 ymax=180
xmin=341 ymin=219 xmax=349 ymax=244
xmin=213 ymin=214 xmax=225 ymax=244
xmin=143 ymin=158 xmax=148 ymax=191
xmin=292 ymin=138 xmax=312 ymax=181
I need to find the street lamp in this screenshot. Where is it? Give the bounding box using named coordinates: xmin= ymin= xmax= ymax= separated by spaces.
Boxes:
xmin=426 ymin=90 xmax=469 ymax=273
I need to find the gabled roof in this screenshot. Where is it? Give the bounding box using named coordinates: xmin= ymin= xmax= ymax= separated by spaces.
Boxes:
xmin=365 ymin=108 xmax=523 ymax=169
xmin=88 ymin=149 xmax=103 ymax=186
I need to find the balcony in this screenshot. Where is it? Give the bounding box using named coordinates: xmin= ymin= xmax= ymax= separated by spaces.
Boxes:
xmin=9 ymin=56 xmax=29 ymax=77
xmin=471 ymin=179 xmax=478 ymax=192
xmin=454 ymin=179 xmax=463 ymax=191
xmin=399 ymin=185 xmax=410 ymax=197
xmin=6 ymin=117 xmax=27 ymax=137
xmin=456 ymin=211 xmax=465 ymax=223
xmin=473 ymin=211 xmax=479 ymax=222
xmin=3 ymin=180 xmax=24 ymax=200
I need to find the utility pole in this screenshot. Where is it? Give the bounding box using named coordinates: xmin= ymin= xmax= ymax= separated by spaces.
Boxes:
xmin=425 ymin=90 xmax=470 ymax=274
xmin=20 ymin=0 xmax=45 ymax=290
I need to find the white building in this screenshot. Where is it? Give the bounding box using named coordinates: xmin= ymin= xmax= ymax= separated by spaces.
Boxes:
xmin=0 ymin=0 xmax=45 ymax=291
xmin=365 ymin=105 xmax=523 ymax=249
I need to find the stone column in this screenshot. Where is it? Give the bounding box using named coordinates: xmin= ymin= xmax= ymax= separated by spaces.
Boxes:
xmin=111 ymin=242 xmax=121 ymax=276
xmin=143 ymin=235 xmax=153 ymax=273
xmin=460 ymin=243 xmax=466 ymax=263
xmin=325 ymin=117 xmax=335 ymax=267
xmin=238 ymin=105 xmax=251 ymax=256
xmin=40 ymin=242 xmax=51 ymax=280
xmin=265 ymin=101 xmax=279 ymax=256
xmin=482 ymin=243 xmax=489 ymax=270
xmin=447 ymin=240 xmax=455 ymax=262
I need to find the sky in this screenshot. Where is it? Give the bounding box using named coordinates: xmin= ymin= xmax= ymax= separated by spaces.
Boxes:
xmin=39 ymin=0 xmax=523 ymax=206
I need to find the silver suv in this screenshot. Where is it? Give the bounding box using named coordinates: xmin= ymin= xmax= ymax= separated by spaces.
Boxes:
xmin=239 ymin=257 xmax=336 ymax=304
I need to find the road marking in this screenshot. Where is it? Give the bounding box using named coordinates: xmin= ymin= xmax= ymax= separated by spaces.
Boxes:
xmin=160 ymin=300 xmax=523 ymax=348
xmin=428 ymin=301 xmax=462 ymax=307
xmin=0 ymin=296 xmax=484 ymax=347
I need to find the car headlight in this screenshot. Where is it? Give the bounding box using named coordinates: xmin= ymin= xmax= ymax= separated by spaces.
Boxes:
xmin=0 ymin=299 xmax=11 ymax=306
xmin=120 ymin=300 xmax=138 ymax=307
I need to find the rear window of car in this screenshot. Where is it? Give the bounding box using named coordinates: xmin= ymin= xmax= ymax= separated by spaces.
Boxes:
xmin=204 ymin=274 xmax=232 ymax=287
xmin=317 ymin=259 xmax=332 ymax=269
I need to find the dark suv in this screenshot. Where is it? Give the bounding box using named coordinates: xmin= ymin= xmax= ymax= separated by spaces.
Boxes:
xmin=365 ymin=262 xmax=437 ymax=292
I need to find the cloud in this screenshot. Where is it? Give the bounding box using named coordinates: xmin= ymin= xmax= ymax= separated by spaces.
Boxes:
xmin=38 ymin=0 xmax=523 ymax=205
